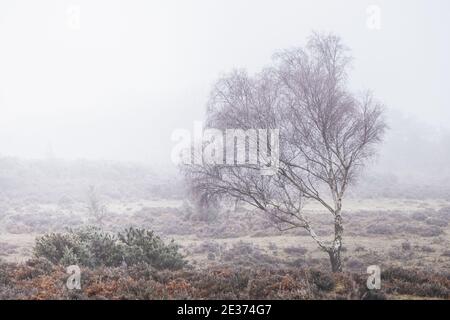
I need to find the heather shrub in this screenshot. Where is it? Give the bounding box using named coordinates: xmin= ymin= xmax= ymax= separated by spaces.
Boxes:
xmin=366 ymin=224 xmax=394 ymax=235
xmin=399 ymin=225 xmax=444 ymax=237
xmin=0 ymin=262 xmax=11 ymax=286
xmin=425 ymin=217 xmax=448 ymax=227
xmin=310 ymin=270 xmax=335 ymax=292
xmin=441 ymin=250 xmax=450 ymax=257
xmin=420 ymin=245 xmax=435 ymax=253
xmin=382 ymin=267 xmax=450 ymax=298
xmin=283 ymin=246 xmax=308 ymax=255
xmin=401 ymin=241 xmax=412 ymax=251
xmin=0 ymin=263 xmax=448 ymax=299
xmin=346 ymin=258 xmax=364 ymax=270
xmin=219 ymin=241 xmax=282 ymax=268
xmin=411 ymin=211 xmax=428 ymax=221
xmin=361 ymin=290 xmax=387 ymax=300
xmin=437 ymin=207 xmax=450 ymax=219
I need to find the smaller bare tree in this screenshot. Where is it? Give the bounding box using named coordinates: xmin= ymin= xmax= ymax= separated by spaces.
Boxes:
xmin=185 ymin=189 xmax=220 ymax=222
xmin=86 ymin=185 xmax=107 ymax=225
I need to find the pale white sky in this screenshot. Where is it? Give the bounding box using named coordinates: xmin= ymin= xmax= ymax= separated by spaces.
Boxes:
xmin=0 ymin=0 xmax=449 ymax=163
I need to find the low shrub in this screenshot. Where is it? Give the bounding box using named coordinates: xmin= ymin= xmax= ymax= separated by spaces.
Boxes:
xmin=283 ymin=246 xmax=308 ymax=256
xmin=425 ymin=218 xmax=448 ymax=228
xmin=366 ymin=224 xmax=394 ymax=235
xmin=310 ymin=270 xmax=335 ymax=292
xmin=441 ymin=250 xmax=450 ymax=257
xmin=382 ymin=267 xmax=450 ymax=299
xmin=118 ymin=227 xmax=186 ymax=270
xmin=346 ymin=259 xmax=364 ymax=270
xmin=411 ymin=211 xmax=428 ymax=221
xmin=1 ymin=263 xmax=449 ymax=299
xmin=219 ymin=241 xmax=282 ymax=268
xmin=420 ymin=246 xmax=435 ymax=253
xmin=401 ymin=241 xmax=412 ymax=251
xmin=399 ymin=225 xmax=444 ymax=237
xmin=33 ymin=226 xmax=186 ymax=270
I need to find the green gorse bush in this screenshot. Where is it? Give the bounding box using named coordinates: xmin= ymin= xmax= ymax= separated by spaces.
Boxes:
xmin=33 ymin=226 xmax=186 ymax=270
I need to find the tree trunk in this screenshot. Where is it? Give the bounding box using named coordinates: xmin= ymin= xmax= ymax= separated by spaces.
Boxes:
xmin=329 ymin=209 xmax=343 ymax=272
xmin=328 ymin=248 xmax=342 ymax=273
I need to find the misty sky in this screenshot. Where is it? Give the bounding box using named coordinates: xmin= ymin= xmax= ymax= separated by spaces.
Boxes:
xmin=0 ymin=0 xmax=449 ymax=164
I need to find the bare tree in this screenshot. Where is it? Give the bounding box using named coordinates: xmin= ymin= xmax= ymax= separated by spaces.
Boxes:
xmin=86 ymin=185 xmax=107 ymax=225
xmin=184 ymin=190 xmax=220 ymax=222
xmin=183 ymin=32 xmax=386 ymax=272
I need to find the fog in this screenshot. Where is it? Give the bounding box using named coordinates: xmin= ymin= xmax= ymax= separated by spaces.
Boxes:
xmin=1 ymin=2 xmax=450 ymax=301
xmin=0 ymin=0 xmax=449 ymax=172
